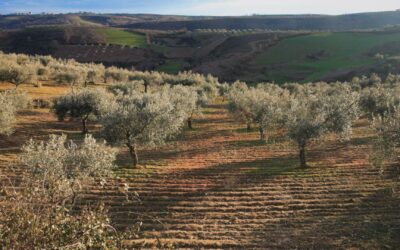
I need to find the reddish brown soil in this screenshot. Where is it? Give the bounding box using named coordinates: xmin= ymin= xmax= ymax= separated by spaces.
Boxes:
xmin=1 ymin=96 xmax=399 ymax=248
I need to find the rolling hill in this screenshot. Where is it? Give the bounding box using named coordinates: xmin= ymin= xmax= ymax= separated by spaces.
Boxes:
xmin=122 ymin=11 xmax=400 ymax=31
xmin=1 ymin=11 xmax=400 ymax=83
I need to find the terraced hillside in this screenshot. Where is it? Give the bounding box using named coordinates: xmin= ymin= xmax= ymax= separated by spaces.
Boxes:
xmin=0 ymin=86 xmax=399 ymax=248
xmin=53 ymin=44 xmax=161 ymax=69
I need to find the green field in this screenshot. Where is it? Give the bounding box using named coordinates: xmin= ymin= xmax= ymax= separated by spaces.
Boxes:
xmin=255 ymin=32 xmax=400 ymax=83
xmin=101 ymin=28 xmax=147 ymax=48
xmin=157 ymin=59 xmax=185 ymax=74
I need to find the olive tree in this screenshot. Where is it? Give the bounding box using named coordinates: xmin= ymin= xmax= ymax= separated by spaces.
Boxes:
xmin=0 ymin=135 xmax=124 ymax=249
xmin=167 ymin=85 xmax=198 ymax=129
xmin=0 ymin=62 xmax=35 ymax=88
xmin=104 ymin=66 xmax=129 ymax=83
xmin=20 ymin=134 xmax=117 ymax=202
xmin=53 ymin=88 xmax=111 ymax=134
xmin=129 ymin=71 xmax=163 ymax=93
xmin=227 ymin=83 xmax=286 ymax=140
xmin=359 ymin=85 xmax=400 ymax=119
xmin=107 ymin=81 xmax=143 ymax=96
xmin=370 ymin=106 xmax=400 ymax=169
xmin=101 ymin=90 xmax=187 ymax=167
xmin=53 ymin=69 xmax=84 ymax=91
xmin=0 ymin=92 xmax=16 ymax=135
xmin=0 ymin=90 xmax=30 ymax=136
xmin=285 ymin=85 xmax=359 ymax=168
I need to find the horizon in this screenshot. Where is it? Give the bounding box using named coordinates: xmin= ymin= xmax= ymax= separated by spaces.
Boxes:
xmin=0 ymin=0 xmax=399 ymax=16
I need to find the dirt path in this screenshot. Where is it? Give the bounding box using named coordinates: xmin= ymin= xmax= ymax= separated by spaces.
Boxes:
xmin=81 ymin=104 xmax=400 ymax=249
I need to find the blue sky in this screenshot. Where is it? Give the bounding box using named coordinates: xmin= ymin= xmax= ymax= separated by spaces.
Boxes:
xmin=0 ymin=0 xmax=399 ymax=15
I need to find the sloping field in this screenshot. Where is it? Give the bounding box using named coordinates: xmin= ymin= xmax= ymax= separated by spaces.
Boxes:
xmin=100 ymin=28 xmax=147 ymax=48
xmin=254 ymin=32 xmax=400 ymax=83
xmin=0 ymin=87 xmax=399 ymax=248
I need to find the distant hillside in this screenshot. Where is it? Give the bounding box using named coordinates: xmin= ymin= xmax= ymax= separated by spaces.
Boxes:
xmin=1 ymin=11 xmax=400 ymax=31
xmin=0 ymin=13 xmax=214 ymax=29
xmin=122 ymin=11 xmax=400 ymax=31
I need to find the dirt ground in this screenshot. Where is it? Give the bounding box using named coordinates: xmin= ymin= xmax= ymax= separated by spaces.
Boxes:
xmin=1 ymin=84 xmax=399 ymax=249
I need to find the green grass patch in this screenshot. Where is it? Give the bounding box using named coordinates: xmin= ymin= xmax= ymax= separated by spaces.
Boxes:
xmin=157 ymin=59 xmax=185 ymax=74
xmin=255 ymin=32 xmax=400 ymax=83
xmin=101 ymin=28 xmax=147 ymax=48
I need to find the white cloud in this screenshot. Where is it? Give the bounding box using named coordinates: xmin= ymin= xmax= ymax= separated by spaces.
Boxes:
xmin=173 ymin=0 xmax=400 ymax=16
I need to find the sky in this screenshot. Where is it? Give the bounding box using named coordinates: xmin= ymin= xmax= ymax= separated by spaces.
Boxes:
xmin=0 ymin=0 xmax=399 ymax=16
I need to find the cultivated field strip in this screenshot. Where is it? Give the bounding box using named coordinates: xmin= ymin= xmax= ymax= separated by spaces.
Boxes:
xmin=1 ymin=104 xmax=399 ymax=249
xmin=87 ymin=104 xmax=400 ymax=248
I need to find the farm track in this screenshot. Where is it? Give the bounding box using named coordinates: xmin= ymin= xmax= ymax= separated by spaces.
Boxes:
xmin=1 ymin=103 xmax=400 ymax=249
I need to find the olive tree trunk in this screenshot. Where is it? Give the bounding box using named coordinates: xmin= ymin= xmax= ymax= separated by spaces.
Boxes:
xmin=259 ymin=127 xmax=266 ymax=141
xmin=247 ymin=123 xmax=251 ymax=132
xmin=126 ymin=143 xmax=139 ymax=167
xmin=188 ymin=118 xmax=193 ymax=130
xmin=299 ymin=142 xmax=307 ymax=168
xmin=81 ymin=118 xmax=89 ymax=134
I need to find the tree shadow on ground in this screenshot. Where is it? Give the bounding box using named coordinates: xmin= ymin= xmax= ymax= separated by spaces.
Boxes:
xmin=253 ymin=180 xmax=400 ymax=249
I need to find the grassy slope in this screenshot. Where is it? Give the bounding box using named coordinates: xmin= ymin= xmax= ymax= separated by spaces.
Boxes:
xmin=101 ymin=28 xmax=147 ymax=48
xmin=255 ymin=32 xmax=400 ymax=83
xmin=157 ymin=59 xmax=185 ymax=74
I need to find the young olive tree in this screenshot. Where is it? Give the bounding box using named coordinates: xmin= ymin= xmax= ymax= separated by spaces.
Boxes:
xmin=104 ymin=66 xmax=129 ymax=83
xmin=101 ymin=90 xmax=187 ymax=167
xmin=0 ymin=90 xmax=30 ymax=136
xmin=53 ymin=69 xmax=85 ymax=91
xmin=53 ymin=88 xmax=110 ymax=134
xmin=228 ymin=83 xmax=286 ymax=139
xmin=129 ymin=71 xmax=163 ymax=93
xmin=285 ymin=85 xmax=359 ymax=168
xmin=0 ymin=135 xmax=124 ymax=249
xmin=107 ymin=81 xmax=144 ymax=96
xmin=0 ymin=92 xmax=16 ymax=136
xmin=0 ymin=62 xmax=35 ymax=88
xmin=227 ymin=81 xmax=253 ymax=131
xmin=167 ymin=85 xmax=198 ymax=129
xmin=20 ymin=134 xmax=117 ymax=203
xmin=359 ymin=85 xmax=400 ymax=119
xmin=371 ymin=106 xmax=400 ymax=169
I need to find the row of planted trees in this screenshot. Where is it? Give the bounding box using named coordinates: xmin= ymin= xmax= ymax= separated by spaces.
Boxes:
xmin=2 ymin=74 xmax=400 ymax=247
xmin=53 ymin=81 xmax=217 ymax=167
xmin=226 ymin=78 xmax=400 ymax=168
xmin=0 ymin=70 xmax=218 ymax=248
xmin=0 ymin=51 xmax=219 ymax=92
xmin=2 ymin=50 xmax=400 ymax=247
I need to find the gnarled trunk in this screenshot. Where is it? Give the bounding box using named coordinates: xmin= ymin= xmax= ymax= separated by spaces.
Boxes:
xmin=299 ymin=142 xmax=307 ymax=168
xmin=259 ymin=127 xmax=266 ymax=141
xmin=247 ymin=123 xmax=251 ymax=132
xmin=126 ymin=143 xmax=139 ymax=167
xmin=82 ymin=119 xmax=89 ymax=134
xmin=188 ymin=118 xmax=193 ymax=130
